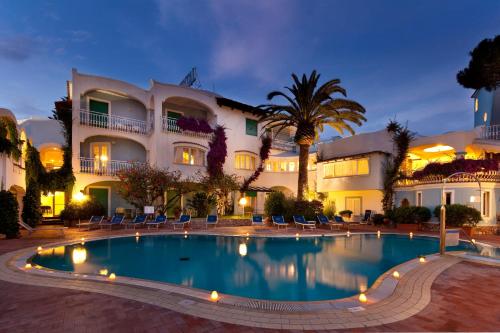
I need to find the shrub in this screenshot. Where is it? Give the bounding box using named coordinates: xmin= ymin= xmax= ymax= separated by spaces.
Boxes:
xmin=323 ymin=200 xmax=336 ymax=218
xmin=187 ymin=192 xmax=214 ymax=217
xmin=264 ymin=191 xmax=287 ymax=217
xmin=0 ymin=190 xmax=19 ymax=238
xmin=22 ymin=182 xmax=42 ymax=227
xmin=392 ymin=206 xmax=431 ymax=224
xmin=292 ymin=200 xmax=324 ymax=221
xmin=433 ymin=204 xmax=481 ymax=227
xmin=372 ymin=213 xmax=385 ymax=226
xmin=412 ymin=159 xmax=498 ymax=179
xmin=60 ymin=197 xmax=106 ymax=221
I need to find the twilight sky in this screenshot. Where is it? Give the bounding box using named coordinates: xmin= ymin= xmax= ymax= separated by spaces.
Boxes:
xmin=0 ymin=0 xmax=499 ymax=138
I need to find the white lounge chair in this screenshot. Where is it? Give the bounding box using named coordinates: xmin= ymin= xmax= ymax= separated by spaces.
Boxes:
xmin=18 ymin=221 xmax=67 ymax=236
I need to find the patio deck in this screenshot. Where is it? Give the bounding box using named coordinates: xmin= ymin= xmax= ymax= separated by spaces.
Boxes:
xmin=0 ymin=226 xmax=499 ymax=332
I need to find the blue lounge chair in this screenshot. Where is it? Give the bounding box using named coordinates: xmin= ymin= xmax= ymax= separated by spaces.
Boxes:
xmin=317 ymin=214 xmax=343 ymax=230
xmin=360 ymin=210 xmax=372 ymax=225
xmin=77 ymin=215 xmax=103 ymax=230
xmin=272 ymin=215 xmax=288 ymax=230
xmin=251 ymin=215 xmax=264 ymax=226
xmin=146 ymin=215 xmax=167 ymax=229
xmin=173 ymin=214 xmax=191 ymax=230
xmin=293 ymin=215 xmax=316 ymax=230
xmin=206 ymin=215 xmax=218 ymax=228
xmin=125 ymin=214 xmax=147 ymax=229
xmin=100 ymin=215 xmax=125 ymax=229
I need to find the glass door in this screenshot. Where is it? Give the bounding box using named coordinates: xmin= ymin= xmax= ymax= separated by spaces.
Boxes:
xmin=91 ymin=142 xmax=110 ymax=175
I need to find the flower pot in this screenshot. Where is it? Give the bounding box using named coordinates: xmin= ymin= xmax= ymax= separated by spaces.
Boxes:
xmin=396 ymin=223 xmax=419 ymax=232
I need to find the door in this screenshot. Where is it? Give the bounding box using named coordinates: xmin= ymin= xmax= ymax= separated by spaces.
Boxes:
xmin=89 ymin=99 xmax=109 ymax=127
xmin=90 ymin=142 xmax=110 ymax=174
xmin=40 ymin=191 xmax=65 ymax=217
xmin=345 ymin=197 xmax=362 ymax=216
xmin=89 ymin=188 xmax=109 ymax=216
xmin=167 ymin=111 xmax=182 ymax=131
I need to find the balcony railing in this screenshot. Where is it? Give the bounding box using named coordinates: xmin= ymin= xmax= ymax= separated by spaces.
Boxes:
xmin=271 ymin=139 xmax=296 ymax=152
xmin=479 ymin=125 xmax=500 ymax=140
xmin=79 ymin=157 xmax=145 ymax=176
xmin=79 ymin=109 xmax=151 ymax=135
xmin=395 ymin=171 xmax=500 ymax=187
xmin=161 ymin=116 xmax=213 ymax=139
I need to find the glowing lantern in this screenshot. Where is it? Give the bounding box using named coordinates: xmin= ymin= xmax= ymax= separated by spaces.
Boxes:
xmin=37 ymin=246 xmax=43 ymax=251
xmin=377 ymin=230 xmax=381 ymax=238
xmin=409 ymin=232 xmax=413 ymax=239
xmin=419 ymin=256 xmax=426 ymax=263
xmin=392 ymin=271 xmax=400 ymax=279
xmin=135 ymin=232 xmax=140 ymax=236
xmin=238 ymin=197 xmax=247 ymax=206
xmin=109 ymin=273 xmax=116 ymax=280
xmin=72 ymin=247 xmax=87 ymax=265
xmin=347 ymin=231 xmax=351 ymax=237
xmin=73 ymin=191 xmax=86 ymax=202
xmin=239 ymin=243 xmax=247 ymax=257
xmin=25 ymin=263 xmax=32 ymax=269
xmin=99 ymin=269 xmax=108 ymax=276
xmin=210 ymin=290 xmax=219 ymax=301
xmin=359 ymin=293 xmax=367 ymax=303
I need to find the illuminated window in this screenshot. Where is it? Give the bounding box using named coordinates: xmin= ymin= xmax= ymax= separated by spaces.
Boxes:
xmin=289 ymin=161 xmax=296 ymax=172
xmin=280 ymin=161 xmax=287 ymax=172
xmin=175 ymin=146 xmax=205 ymax=166
xmin=40 ymin=146 xmax=64 ymax=171
xmin=235 ymin=153 xmax=256 ymax=170
xmin=307 ymin=158 xmax=317 ymax=170
xmin=484 ymin=112 xmax=488 ymax=123
xmin=474 ymin=98 xmax=479 ymax=112
xmin=323 ymin=158 xmax=370 ymax=178
xmin=482 ymin=191 xmax=490 ymax=217
xmin=265 ymin=161 xmax=271 ymax=171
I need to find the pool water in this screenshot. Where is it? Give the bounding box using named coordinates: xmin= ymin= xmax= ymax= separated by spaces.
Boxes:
xmin=31 ymin=234 xmax=477 ymax=301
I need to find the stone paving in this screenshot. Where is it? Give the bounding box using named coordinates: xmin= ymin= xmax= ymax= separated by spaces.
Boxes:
xmin=0 ymin=226 xmax=499 ymax=332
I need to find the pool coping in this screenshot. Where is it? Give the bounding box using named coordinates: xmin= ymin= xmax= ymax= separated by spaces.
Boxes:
xmin=0 ymin=231 xmax=491 ymax=329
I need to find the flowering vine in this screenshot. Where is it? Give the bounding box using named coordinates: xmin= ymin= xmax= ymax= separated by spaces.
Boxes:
xmin=206 ymin=125 xmax=227 ymax=178
xmin=240 ymin=136 xmax=272 ymax=193
xmin=177 ymin=116 xmax=213 ymax=134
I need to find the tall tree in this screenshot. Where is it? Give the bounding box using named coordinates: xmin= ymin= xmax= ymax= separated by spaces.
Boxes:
xmin=457 ymin=35 xmax=500 ymax=91
xmin=260 ymin=71 xmax=366 ymax=200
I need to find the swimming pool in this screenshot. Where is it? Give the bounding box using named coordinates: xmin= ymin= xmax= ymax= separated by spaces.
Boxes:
xmin=31 ymin=233 xmax=477 ymax=301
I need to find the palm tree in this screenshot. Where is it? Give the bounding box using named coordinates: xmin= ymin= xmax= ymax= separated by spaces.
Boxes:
xmin=260 ymin=71 xmax=366 ymax=200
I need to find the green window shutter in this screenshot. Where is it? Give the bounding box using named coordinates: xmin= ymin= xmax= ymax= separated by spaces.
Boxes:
xmin=246 ymin=118 xmax=258 ymax=136
xmin=89 ymin=99 xmax=109 ymax=115
xmin=245 ymin=191 xmax=257 ymax=197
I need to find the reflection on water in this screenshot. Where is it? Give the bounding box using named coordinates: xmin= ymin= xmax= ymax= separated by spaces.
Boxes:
xmin=31 ymin=234 xmax=477 ymax=301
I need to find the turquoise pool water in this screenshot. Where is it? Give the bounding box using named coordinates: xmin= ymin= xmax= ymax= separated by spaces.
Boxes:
xmin=31 ymin=234 xmax=477 ymax=301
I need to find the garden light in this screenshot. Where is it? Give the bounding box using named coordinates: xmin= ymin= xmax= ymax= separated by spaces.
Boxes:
xmin=409 ymin=232 xmax=413 ymax=239
xmin=359 ymin=293 xmax=367 ymax=303
xmin=73 ymin=191 xmax=86 ymax=202
xmin=347 ymin=231 xmax=351 ymax=237
xmin=419 ymin=256 xmax=426 ymax=263
xmin=108 ymin=273 xmax=116 ymax=280
xmin=25 ymin=263 xmax=32 ymax=269
xmin=210 ymin=290 xmax=219 ymax=301
xmin=135 ymin=232 xmax=140 ymax=236
xmin=392 ymin=271 xmax=400 ymax=279
xmin=37 ymin=246 xmax=42 ymax=251
xmin=238 ymin=197 xmax=247 ymax=206
xmin=99 ymin=269 xmax=108 ymax=276
xmin=377 ymin=230 xmax=381 ymax=238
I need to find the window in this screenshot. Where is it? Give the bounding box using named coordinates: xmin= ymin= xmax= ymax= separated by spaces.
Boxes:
xmin=174 ymin=146 xmax=205 ymax=166
xmin=280 ymin=161 xmax=287 ymax=172
xmin=288 ymin=161 xmax=296 ymax=172
xmin=245 ymin=118 xmax=258 ymax=136
xmin=482 ymin=191 xmax=491 ymax=217
xmin=474 ymin=98 xmax=479 ymax=112
xmin=444 ymin=191 xmax=454 ymax=205
xmin=323 ymin=158 xmax=370 ymax=178
xmin=345 ymin=197 xmax=362 ymax=216
xmin=416 ymin=191 xmax=423 ymax=207
xmin=484 ymin=112 xmax=488 ymax=123
xmin=235 ymin=153 xmax=256 ymax=170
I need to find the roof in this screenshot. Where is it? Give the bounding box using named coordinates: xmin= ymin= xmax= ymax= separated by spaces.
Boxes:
xmin=215 ymin=97 xmax=267 ymax=116
xmin=18 ymin=118 xmax=65 ymax=148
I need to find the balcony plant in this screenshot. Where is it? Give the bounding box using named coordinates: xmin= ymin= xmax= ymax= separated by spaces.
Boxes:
xmin=338 ymin=210 xmax=352 ymax=219
xmin=412 ymin=159 xmax=498 ymax=179
xmin=177 ymin=116 xmax=213 ymax=134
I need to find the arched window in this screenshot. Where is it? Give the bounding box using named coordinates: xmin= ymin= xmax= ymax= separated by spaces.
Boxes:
xmin=174 ymin=146 xmax=205 ymax=166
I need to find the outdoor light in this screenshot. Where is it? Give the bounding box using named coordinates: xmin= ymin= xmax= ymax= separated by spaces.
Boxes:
xmin=72 ymin=247 xmax=87 ymax=265
xmin=471 ymin=239 xmax=476 ymax=244
xmin=100 ymin=155 xmax=108 ymax=162
xmin=359 ymin=293 xmax=367 ymax=303
xmin=392 ymin=271 xmax=400 ymax=279
xmin=419 ymin=256 xmax=426 ymax=263
xmin=409 ymin=232 xmax=413 ymax=239
xmin=245 ymin=232 xmax=249 ymax=237
xmin=239 ymin=243 xmax=247 ymax=257
xmin=99 ymin=269 xmax=108 ymax=276
xmin=73 ymin=191 xmax=86 ymax=202
xmin=423 ymin=145 xmax=453 ymax=153
xmin=135 ymin=232 xmax=140 ymax=236
xmin=25 ymin=263 xmax=32 ymax=269
xmin=37 ymin=246 xmax=43 ymax=251
xmin=377 ymin=230 xmax=381 ymax=238
xmin=239 ymin=197 xmax=247 ymax=206
xmin=81 ymin=237 xmax=85 ymax=242
xmin=347 ymin=231 xmax=351 ymax=237
xmin=184 ymin=230 xmax=188 ymax=235
xmin=210 ymin=290 xmax=219 ymax=301
xmin=108 ymin=273 xmax=116 ymax=280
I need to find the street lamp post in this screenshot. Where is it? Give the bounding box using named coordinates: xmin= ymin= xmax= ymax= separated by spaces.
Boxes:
xmin=440 ymin=172 xmax=481 ymax=255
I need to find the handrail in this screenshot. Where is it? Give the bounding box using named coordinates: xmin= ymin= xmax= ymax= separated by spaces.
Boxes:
xmin=479 ymin=124 xmax=500 ymax=140
xmin=396 ymin=171 xmax=500 ymax=187
xmin=161 ymin=116 xmax=213 ymax=139
xmin=79 ymin=109 xmax=151 ymax=135
xmin=79 ymin=157 xmax=145 ymax=176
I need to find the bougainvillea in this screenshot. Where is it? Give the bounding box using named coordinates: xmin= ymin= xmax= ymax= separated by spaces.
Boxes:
xmin=412 ymin=159 xmax=498 ymax=179
xmin=177 ymin=116 xmax=213 ymax=134
xmin=240 ymin=136 xmax=272 ymax=193
xmin=206 ymin=125 xmax=227 ymax=178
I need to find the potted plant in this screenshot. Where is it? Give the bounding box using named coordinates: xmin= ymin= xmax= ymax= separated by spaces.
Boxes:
xmin=339 ymin=210 xmax=353 ymax=220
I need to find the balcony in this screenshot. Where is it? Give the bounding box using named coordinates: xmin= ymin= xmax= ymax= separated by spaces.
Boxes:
xmin=79 ymin=109 xmax=151 ymax=135
xmin=479 ymin=125 xmax=500 ymax=140
xmin=395 ymin=171 xmax=500 ymax=187
xmin=161 ymin=116 xmax=213 ymax=139
xmin=79 ymin=157 xmax=145 ymax=176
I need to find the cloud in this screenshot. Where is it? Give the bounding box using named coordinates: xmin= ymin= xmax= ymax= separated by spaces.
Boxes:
xmin=69 ymin=30 xmax=92 ymax=42
xmin=0 ymin=35 xmax=38 ymax=61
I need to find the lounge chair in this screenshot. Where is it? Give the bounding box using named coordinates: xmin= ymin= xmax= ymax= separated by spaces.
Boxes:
xmin=293 ymin=215 xmax=316 ymax=230
xmin=272 ymin=215 xmax=288 ymax=230
xmin=317 ymin=214 xmax=343 ymax=230
xmin=173 ymin=214 xmax=191 ymax=230
xmin=125 ymin=214 xmax=147 ymax=229
xmin=360 ymin=210 xmax=372 ymax=225
xmin=100 ymin=215 xmax=125 ymax=229
xmin=146 ymin=215 xmax=167 ymax=229
xmin=251 ymin=215 xmax=264 ymax=226
xmin=77 ymin=215 xmax=104 ymax=230
xmin=18 ymin=221 xmax=67 ymax=236
xmin=206 ymin=215 xmax=218 ymax=228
